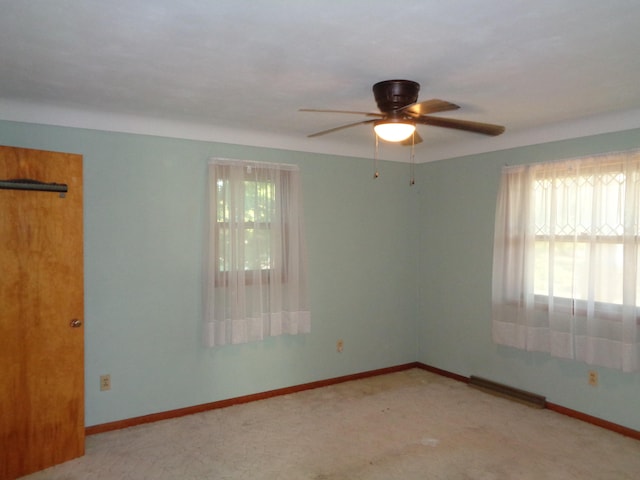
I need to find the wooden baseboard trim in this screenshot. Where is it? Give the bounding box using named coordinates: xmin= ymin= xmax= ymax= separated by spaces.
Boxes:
xmin=86 ymin=361 xmax=640 ymax=442
xmin=85 ymin=362 xmax=420 ymax=435
xmin=546 ymin=402 xmax=640 ymax=441
xmin=414 ymin=362 xmax=469 ymax=383
xmin=415 ymin=362 xmax=640 ymax=441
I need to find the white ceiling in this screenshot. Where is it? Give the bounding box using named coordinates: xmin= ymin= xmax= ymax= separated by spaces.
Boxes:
xmin=1 ymin=0 xmax=640 ymax=163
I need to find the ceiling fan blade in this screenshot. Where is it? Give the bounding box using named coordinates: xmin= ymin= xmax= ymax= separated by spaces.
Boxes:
xmin=416 ymin=115 xmax=505 ymax=136
xmin=401 ymin=99 xmax=460 ymax=116
xmin=401 ymin=131 xmax=423 ymax=146
xmin=307 ymin=119 xmax=377 ymax=138
xmin=300 ymin=108 xmax=383 ymax=117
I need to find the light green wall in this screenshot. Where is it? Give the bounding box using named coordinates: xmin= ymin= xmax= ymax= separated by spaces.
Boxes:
xmin=0 ymin=120 xmax=418 ymax=426
xmin=2 ymin=119 xmax=639 ymax=432
xmin=416 ymin=127 xmax=640 ymax=431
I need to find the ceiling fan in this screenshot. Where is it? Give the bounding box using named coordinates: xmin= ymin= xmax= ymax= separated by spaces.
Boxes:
xmin=300 ymin=79 xmax=505 ymax=144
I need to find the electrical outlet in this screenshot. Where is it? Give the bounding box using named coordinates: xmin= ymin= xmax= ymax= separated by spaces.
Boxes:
xmin=588 ymin=370 xmax=598 ymax=387
xmin=336 ymin=339 xmax=344 ymax=353
xmin=100 ymin=374 xmax=111 ymax=391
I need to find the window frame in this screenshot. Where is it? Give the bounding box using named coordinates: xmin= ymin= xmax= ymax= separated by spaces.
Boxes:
xmin=529 ymin=165 xmax=640 ymax=319
xmin=212 ymin=167 xmax=290 ymax=287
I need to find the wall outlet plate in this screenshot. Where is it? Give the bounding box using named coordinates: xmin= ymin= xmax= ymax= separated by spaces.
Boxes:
xmin=100 ymin=374 xmax=111 ymax=391
xmin=336 ymin=339 xmax=344 ymax=353
xmin=588 ymin=370 xmax=598 ymax=387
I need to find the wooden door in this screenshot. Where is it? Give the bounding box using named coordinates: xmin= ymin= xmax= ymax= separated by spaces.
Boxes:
xmin=0 ymin=146 xmax=84 ymax=480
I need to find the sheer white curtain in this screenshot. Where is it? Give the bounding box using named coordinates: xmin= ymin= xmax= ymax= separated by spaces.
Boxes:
xmin=204 ymin=158 xmax=310 ymax=346
xmin=492 ymin=149 xmax=640 ymax=372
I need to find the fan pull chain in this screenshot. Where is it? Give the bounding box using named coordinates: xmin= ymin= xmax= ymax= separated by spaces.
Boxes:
xmin=373 ymin=134 xmax=380 ymax=178
xmin=409 ymin=132 xmax=416 ymax=185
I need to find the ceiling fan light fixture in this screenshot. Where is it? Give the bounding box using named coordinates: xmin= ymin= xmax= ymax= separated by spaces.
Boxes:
xmin=373 ymin=120 xmax=416 ymax=142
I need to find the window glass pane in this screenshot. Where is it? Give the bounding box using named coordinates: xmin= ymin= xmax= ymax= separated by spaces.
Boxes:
xmin=533 ymin=168 xmax=634 ymax=305
xmin=534 ymin=240 xmax=578 ymax=298
xmin=596 ymin=172 xmax=624 ymax=236
xmin=216 ymin=179 xmax=228 ymax=223
xmin=590 ymin=243 xmax=623 ymax=304
xmin=244 ymin=180 xmax=274 ymax=223
xmin=216 ymin=226 xmax=229 ymax=272
xmin=534 ymin=240 xmax=549 ymax=295
xmin=215 ymin=175 xmax=276 ymax=272
xmin=534 ymin=173 xmax=626 ymax=237
xmin=244 ymin=227 xmax=271 ymax=270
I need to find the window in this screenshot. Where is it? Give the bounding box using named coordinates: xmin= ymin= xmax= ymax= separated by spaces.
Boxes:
xmin=214 ymin=173 xmax=277 ymax=284
xmin=204 ymin=159 xmax=310 ymax=346
xmin=532 ymin=167 xmax=637 ymax=306
xmin=492 ymin=149 xmax=640 ymax=372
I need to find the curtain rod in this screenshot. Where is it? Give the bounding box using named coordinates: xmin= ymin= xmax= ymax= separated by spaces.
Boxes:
xmin=0 ymin=178 xmax=68 ymax=193
xmin=209 ymin=157 xmax=299 ymax=171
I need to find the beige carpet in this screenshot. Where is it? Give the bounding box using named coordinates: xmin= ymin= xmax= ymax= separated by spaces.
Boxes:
xmin=21 ymin=369 xmax=640 ymax=479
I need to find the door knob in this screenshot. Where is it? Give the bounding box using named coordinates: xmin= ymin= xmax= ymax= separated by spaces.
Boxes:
xmin=70 ymin=319 xmax=82 ymax=328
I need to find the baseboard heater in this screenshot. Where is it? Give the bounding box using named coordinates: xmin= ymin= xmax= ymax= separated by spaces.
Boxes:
xmin=469 ymin=376 xmax=546 ymax=409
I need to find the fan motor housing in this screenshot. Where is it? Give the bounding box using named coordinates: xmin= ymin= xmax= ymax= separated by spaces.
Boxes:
xmin=373 ymin=80 xmax=420 ymax=112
